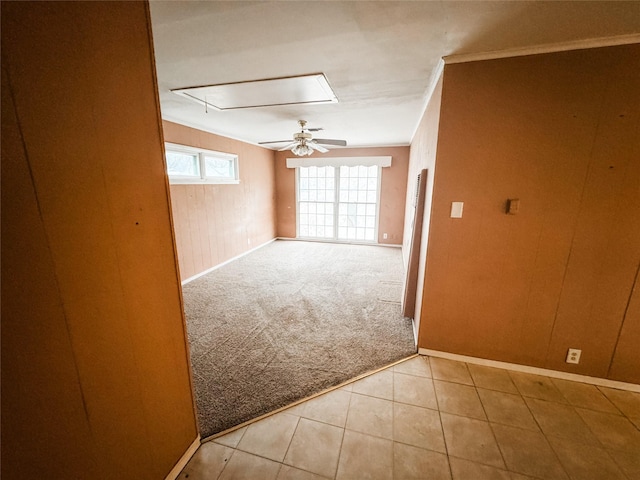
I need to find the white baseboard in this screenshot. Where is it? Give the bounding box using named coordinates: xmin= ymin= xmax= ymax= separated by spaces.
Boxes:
xmin=276 ymin=236 xmax=402 ymax=248
xmin=419 ymin=348 xmax=640 ymax=393
xmin=411 ymin=319 xmax=418 ymax=349
xmin=165 ymin=435 xmax=200 ymax=480
xmin=181 ymin=238 xmax=276 ymax=285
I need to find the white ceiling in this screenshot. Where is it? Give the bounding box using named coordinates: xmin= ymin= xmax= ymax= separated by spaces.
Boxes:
xmin=149 ymin=1 xmax=640 ymax=149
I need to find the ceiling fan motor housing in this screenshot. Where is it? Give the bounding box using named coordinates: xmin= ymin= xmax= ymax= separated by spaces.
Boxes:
xmin=294 ymin=132 xmax=313 ymax=141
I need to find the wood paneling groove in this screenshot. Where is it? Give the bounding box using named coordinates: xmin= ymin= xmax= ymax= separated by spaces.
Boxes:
xmin=164 ymin=121 xmax=277 ymax=281
xmin=415 ymin=44 xmax=640 ymax=383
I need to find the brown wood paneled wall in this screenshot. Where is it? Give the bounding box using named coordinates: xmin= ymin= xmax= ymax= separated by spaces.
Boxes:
xmin=1 ymin=2 xmax=197 ymax=478
xmin=163 ymin=121 xmax=277 ymax=281
xmin=415 ymin=45 xmax=640 ymax=383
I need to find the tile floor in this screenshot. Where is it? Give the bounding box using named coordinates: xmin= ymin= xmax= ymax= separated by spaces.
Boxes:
xmin=178 ymin=355 xmax=640 ymax=480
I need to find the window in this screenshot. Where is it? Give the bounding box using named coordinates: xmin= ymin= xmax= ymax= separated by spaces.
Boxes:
xmin=298 ymin=166 xmax=335 ymax=239
xmin=165 ymin=143 xmax=239 ymax=184
xmin=337 ymin=165 xmax=378 ymax=241
xmin=296 ymin=165 xmax=381 ymax=243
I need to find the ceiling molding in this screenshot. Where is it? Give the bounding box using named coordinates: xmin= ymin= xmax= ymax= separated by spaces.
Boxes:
xmin=161 ymin=115 xmax=269 ymax=150
xmin=410 ymin=58 xmax=445 ymax=145
xmin=443 ymin=34 xmax=640 ymax=65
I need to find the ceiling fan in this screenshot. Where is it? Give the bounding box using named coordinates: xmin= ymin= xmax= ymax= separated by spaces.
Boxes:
xmin=259 ymin=120 xmax=347 ymax=156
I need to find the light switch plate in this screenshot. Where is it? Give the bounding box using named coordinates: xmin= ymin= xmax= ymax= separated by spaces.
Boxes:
xmin=451 ymin=202 xmax=464 ymax=218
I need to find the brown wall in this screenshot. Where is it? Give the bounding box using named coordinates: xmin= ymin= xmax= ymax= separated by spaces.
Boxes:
xmin=275 ymin=147 xmax=410 ymax=244
xmin=418 ymin=45 xmax=640 ymax=383
xmin=1 ymin=3 xmax=197 ymax=478
xmin=403 ymin=75 xmax=444 ymax=330
xmin=164 ymin=121 xmax=277 ymax=281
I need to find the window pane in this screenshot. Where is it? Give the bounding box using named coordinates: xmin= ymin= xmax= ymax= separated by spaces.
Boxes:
xmin=326 ymin=188 xmax=334 ymax=200
xmin=204 ymin=156 xmax=233 ymax=178
xmin=166 ymin=151 xmax=199 ymax=176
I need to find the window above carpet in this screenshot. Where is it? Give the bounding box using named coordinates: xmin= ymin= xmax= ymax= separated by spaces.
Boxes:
xmin=165 ymin=143 xmax=239 ymax=185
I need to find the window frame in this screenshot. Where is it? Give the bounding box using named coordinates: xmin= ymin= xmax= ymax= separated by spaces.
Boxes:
xmin=295 ymin=164 xmax=382 ymax=244
xmin=165 ymin=142 xmax=239 ymax=185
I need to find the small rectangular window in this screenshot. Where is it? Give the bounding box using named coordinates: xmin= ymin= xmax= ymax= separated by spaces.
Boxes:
xmin=165 ymin=143 xmax=239 ymax=184
xmin=204 ymin=155 xmax=235 ymax=180
xmin=166 ymin=151 xmax=199 ymax=177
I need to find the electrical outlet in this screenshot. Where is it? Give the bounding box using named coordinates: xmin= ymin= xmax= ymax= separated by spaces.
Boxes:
xmin=383 ymin=233 xmax=388 ymax=239
xmin=566 ymin=348 xmax=581 ymax=364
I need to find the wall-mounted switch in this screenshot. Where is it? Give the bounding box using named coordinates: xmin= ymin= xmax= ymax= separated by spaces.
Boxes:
xmin=450 ymin=202 xmax=464 ymax=218
xmin=566 ymin=348 xmax=581 ymax=364
xmin=507 ymin=198 xmax=520 ymax=215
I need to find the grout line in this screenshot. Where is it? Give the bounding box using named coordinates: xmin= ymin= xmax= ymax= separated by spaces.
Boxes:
xmin=279 ymin=415 xmax=301 ymax=475
xmin=471 ymin=364 xmax=510 ymax=473
xmin=214 ymin=447 xmax=236 ymax=480
xmin=516 ymin=389 xmax=575 ymax=480
xmin=391 ymin=367 xmax=396 ymax=480
xmin=420 ymin=349 xmax=640 ymax=393
xmin=333 ymin=392 xmax=354 ymax=480
xmin=428 ymin=360 xmax=454 ymax=478
xmin=594 ymin=386 xmax=625 ymax=416
xmin=202 ymin=355 xmax=418 ymax=443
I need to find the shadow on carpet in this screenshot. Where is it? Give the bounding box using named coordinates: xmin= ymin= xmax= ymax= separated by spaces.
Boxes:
xmin=182 ymin=240 xmax=416 ymax=438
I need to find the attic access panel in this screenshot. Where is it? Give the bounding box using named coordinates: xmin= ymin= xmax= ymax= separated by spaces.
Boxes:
xmin=172 ymin=73 xmax=338 ymax=110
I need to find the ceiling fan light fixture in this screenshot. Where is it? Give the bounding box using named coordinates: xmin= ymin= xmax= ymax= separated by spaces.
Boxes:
xmin=292 ymin=143 xmax=313 ymax=156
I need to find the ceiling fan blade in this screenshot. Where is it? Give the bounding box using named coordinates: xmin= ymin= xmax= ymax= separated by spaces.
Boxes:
xmin=309 ymin=142 xmax=328 ymax=153
xmin=314 ymin=138 xmax=347 ymax=147
xmin=259 ymin=140 xmax=292 ymax=145
xmin=278 ymin=142 xmax=298 ymax=151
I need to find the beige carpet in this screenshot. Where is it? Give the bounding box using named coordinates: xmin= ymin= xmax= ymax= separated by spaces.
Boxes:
xmin=182 ymin=240 xmax=416 ymax=438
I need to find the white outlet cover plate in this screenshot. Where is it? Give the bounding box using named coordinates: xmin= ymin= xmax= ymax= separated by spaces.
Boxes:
xmin=566 ymin=348 xmax=582 ymax=364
